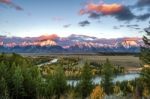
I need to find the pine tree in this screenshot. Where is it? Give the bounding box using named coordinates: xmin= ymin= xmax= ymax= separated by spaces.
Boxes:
xmin=78 ymin=62 xmax=93 ymax=98
xmin=23 ymin=66 xmax=42 ymax=98
xmin=0 ymin=61 xmax=7 ymax=80
xmin=101 ymin=59 xmax=114 ymax=95
xmin=12 ymin=66 xmax=25 ymax=99
xmin=139 ymin=25 xmax=150 ymax=97
xmin=140 ymin=27 xmax=150 ymax=64
xmin=52 ymin=66 xmax=67 ymax=99
xmin=0 ymin=77 xmax=9 ymax=99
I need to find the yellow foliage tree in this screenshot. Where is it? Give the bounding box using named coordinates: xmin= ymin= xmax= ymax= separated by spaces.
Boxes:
xmin=113 ymin=85 xmax=121 ymax=95
xmin=127 ymin=81 xmax=134 ymax=93
xmin=90 ymin=86 xmax=105 ymax=99
xmin=143 ymin=87 xmax=150 ymax=98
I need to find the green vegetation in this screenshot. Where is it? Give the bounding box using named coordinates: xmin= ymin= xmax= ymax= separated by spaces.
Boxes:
xmin=0 ymin=51 xmax=149 ymax=98
xmin=51 ymin=66 xmax=67 ymax=99
xmin=0 ymin=53 xmax=68 ymax=99
xmin=139 ymin=25 xmax=150 ymax=98
xmin=77 ymin=62 xmax=93 ymax=98
xmin=101 ymin=59 xmax=114 ymax=95
xmin=39 ymin=56 xmax=125 ymax=81
xmin=140 ymin=27 xmax=150 ymax=64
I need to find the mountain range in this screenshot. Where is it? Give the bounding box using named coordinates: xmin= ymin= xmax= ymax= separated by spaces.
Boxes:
xmin=0 ymin=34 xmax=143 ymax=53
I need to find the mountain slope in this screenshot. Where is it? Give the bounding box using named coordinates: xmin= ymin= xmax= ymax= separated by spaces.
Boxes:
xmin=0 ymin=34 xmax=143 ymax=53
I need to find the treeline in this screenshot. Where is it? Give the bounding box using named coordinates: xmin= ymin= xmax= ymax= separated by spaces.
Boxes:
xmin=40 ymin=57 xmax=125 ymax=80
xmin=0 ymin=53 xmax=150 ymax=99
xmin=0 ymin=53 xmax=69 ymax=99
xmin=97 ymin=52 xmax=140 ymax=56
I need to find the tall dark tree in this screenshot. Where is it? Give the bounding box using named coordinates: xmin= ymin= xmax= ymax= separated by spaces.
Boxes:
xmin=0 ymin=77 xmax=9 ymax=99
xmin=52 ymin=66 xmax=67 ymax=99
xmin=139 ymin=25 xmax=150 ymax=97
xmin=101 ymin=59 xmax=114 ymax=95
xmin=23 ymin=66 xmax=42 ymax=99
xmin=0 ymin=53 xmax=46 ymax=98
xmin=140 ymin=27 xmax=150 ymax=64
xmin=78 ymin=62 xmax=93 ymax=98
xmin=12 ymin=66 xmax=25 ymax=99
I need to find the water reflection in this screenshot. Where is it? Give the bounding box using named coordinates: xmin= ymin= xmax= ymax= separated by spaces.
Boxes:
xmin=67 ymin=73 xmax=140 ymax=87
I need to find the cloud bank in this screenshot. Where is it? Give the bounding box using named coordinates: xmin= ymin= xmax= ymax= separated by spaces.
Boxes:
xmin=0 ymin=0 xmax=23 ymax=11
xmin=79 ymin=2 xmax=150 ymax=21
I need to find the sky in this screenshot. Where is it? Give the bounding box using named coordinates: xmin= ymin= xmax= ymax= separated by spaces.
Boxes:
xmin=0 ymin=0 xmax=150 ymax=38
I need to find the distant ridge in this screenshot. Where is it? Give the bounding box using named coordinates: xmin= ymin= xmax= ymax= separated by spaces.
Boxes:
xmin=0 ymin=34 xmax=143 ymax=53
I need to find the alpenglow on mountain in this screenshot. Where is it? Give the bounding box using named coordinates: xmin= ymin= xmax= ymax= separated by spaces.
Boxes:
xmin=0 ymin=34 xmax=143 ymax=53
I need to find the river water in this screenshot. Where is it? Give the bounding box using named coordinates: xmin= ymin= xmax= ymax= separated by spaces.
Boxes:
xmin=67 ymin=73 xmax=140 ymax=86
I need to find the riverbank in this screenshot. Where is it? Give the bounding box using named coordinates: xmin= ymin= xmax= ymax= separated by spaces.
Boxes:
xmin=67 ymin=73 xmax=140 ymax=87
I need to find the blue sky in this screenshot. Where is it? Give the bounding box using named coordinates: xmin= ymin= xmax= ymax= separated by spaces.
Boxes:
xmin=0 ymin=0 xmax=150 ymax=38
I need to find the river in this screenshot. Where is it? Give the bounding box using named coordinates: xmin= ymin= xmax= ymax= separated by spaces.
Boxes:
xmin=37 ymin=58 xmax=58 ymax=67
xmin=67 ymin=73 xmax=140 ymax=87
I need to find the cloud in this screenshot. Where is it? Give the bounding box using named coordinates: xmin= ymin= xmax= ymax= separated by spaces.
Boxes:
xmin=145 ymin=27 xmax=150 ymax=35
xmin=134 ymin=27 xmax=141 ymax=30
xmin=52 ymin=17 xmax=63 ymax=21
xmin=113 ymin=26 xmax=120 ymax=29
xmin=0 ymin=0 xmax=23 ymax=11
xmin=138 ymin=30 xmax=144 ymax=33
xmin=63 ymin=24 xmax=71 ymax=28
xmin=0 ymin=0 xmax=10 ymax=3
xmin=79 ymin=20 xmax=90 ymax=27
xmin=79 ymin=3 xmax=123 ymax=15
xmin=38 ymin=34 xmax=59 ymax=41
xmin=112 ymin=6 xmax=135 ymax=21
xmin=80 ymin=2 xmax=150 ymax=21
xmin=79 ymin=3 xmax=134 ymax=21
xmin=137 ymin=13 xmax=150 ymax=20
xmin=136 ymin=0 xmax=150 ymax=7
xmin=126 ymin=24 xmax=139 ymax=28
xmin=126 ymin=24 xmax=142 ymax=30
xmin=119 ymin=25 xmax=125 ymax=27
xmin=114 ymin=24 xmax=140 ymax=30
xmin=88 ymin=12 xmax=101 ymax=19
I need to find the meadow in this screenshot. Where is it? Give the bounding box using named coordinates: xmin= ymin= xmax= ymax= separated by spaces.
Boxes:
xmin=21 ymin=53 xmax=141 ymax=67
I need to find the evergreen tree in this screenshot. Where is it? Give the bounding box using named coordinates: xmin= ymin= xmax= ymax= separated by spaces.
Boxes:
xmin=52 ymin=66 xmax=67 ymax=99
xmin=78 ymin=62 xmax=93 ymax=98
xmin=0 ymin=61 xmax=9 ymax=99
xmin=141 ymin=67 xmax=150 ymax=92
xmin=38 ymin=75 xmax=54 ymax=99
xmin=0 ymin=61 xmax=8 ymax=80
xmin=101 ymin=59 xmax=114 ymax=95
xmin=23 ymin=66 xmax=42 ymax=99
xmin=139 ymin=25 xmax=150 ymax=97
xmin=12 ymin=66 xmax=25 ymax=99
xmin=0 ymin=53 xmax=43 ymax=98
xmin=140 ymin=26 xmax=150 ymax=64
xmin=0 ymin=77 xmax=9 ymax=99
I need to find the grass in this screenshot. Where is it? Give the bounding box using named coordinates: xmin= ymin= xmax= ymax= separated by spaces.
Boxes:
xmin=21 ymin=53 xmax=141 ymax=67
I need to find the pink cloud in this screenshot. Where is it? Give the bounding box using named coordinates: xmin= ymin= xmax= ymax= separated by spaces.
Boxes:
xmin=0 ymin=0 xmax=11 ymax=3
xmin=79 ymin=3 xmax=123 ymax=15
xmin=0 ymin=0 xmax=23 ymax=11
